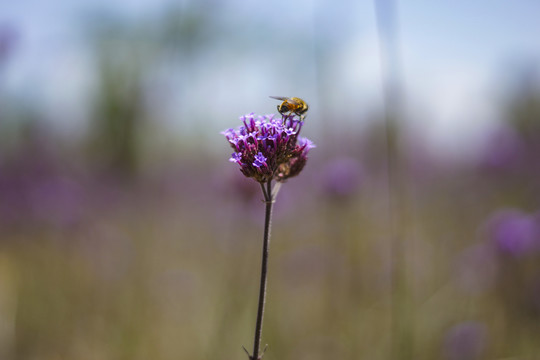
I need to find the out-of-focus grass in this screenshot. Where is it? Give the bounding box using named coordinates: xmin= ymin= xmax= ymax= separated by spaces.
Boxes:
xmin=1 ymin=125 xmax=540 ymax=360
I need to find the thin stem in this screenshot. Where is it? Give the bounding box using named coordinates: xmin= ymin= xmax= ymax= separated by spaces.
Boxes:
xmin=260 ymin=182 xmax=269 ymax=201
xmin=250 ymin=180 xmax=274 ymax=360
xmin=271 ymin=181 xmax=282 ymax=199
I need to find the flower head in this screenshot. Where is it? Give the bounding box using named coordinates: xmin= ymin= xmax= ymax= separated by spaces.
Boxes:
xmin=222 ymin=113 xmax=315 ymax=183
xmin=484 ymin=209 xmax=540 ymax=257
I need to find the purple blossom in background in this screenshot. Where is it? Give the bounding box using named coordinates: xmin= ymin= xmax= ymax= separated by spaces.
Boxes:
xmin=222 ymin=113 xmax=315 ymax=183
xmin=443 ymin=322 xmax=487 ymax=360
xmin=484 ymin=209 xmax=540 ymax=257
xmin=320 ymin=157 xmax=363 ymax=198
xmin=0 ymin=130 xmax=88 ymax=229
xmin=479 ymin=126 xmax=524 ymax=171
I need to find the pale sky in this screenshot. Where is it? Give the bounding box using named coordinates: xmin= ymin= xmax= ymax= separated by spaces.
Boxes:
xmin=2 ymin=0 xmax=540 ymax=155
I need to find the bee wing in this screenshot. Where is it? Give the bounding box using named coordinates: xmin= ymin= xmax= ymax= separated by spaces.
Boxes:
xmin=269 ymin=96 xmax=289 ymax=101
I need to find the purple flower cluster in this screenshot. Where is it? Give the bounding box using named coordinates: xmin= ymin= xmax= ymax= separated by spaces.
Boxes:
xmin=485 ymin=209 xmax=540 ymax=257
xmin=455 ymin=208 xmax=540 ymax=322
xmin=222 ymin=113 xmax=315 ymax=183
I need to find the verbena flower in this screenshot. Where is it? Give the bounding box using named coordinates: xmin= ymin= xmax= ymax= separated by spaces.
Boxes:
xmin=484 ymin=209 xmax=540 ymax=257
xmin=223 ymin=110 xmax=314 ymax=360
xmin=222 ymin=113 xmax=315 ymax=183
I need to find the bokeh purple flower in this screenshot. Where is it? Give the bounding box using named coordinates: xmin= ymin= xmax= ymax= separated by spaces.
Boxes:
xmin=478 ymin=125 xmax=524 ymax=171
xmin=320 ymin=157 xmax=363 ymax=199
xmin=222 ymin=113 xmax=315 ymax=183
xmin=484 ymin=209 xmax=540 ymax=257
xmin=443 ymin=322 xmax=487 ymax=360
xmin=469 ymin=207 xmax=540 ymax=326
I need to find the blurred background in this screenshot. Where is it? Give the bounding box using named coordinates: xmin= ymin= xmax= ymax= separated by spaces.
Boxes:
xmin=1 ymin=0 xmax=540 ymax=359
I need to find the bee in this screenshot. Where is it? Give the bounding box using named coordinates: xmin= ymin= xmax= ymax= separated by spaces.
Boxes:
xmin=269 ymin=96 xmax=308 ymax=118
